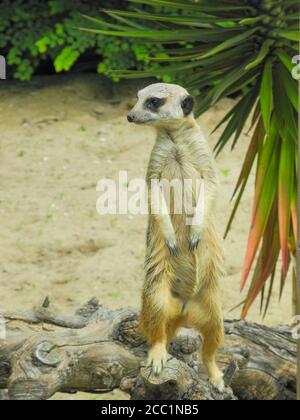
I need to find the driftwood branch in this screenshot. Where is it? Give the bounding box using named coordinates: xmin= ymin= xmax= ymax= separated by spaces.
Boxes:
xmin=0 ymin=298 xmax=296 ymax=400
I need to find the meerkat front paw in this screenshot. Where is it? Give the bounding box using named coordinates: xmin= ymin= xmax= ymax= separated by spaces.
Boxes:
xmin=188 ymin=231 xmax=202 ymax=251
xmin=165 ymin=239 xmax=178 ymax=256
xmin=147 ymin=344 xmax=169 ymax=376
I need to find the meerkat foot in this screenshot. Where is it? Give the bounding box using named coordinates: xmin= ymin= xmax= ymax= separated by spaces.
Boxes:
xmin=209 ymin=374 xmax=225 ymax=393
xmin=147 ymin=343 xmax=169 ymax=376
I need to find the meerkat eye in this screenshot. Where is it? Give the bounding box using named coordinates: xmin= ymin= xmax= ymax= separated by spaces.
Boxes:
xmin=145 ymin=97 xmax=166 ymax=112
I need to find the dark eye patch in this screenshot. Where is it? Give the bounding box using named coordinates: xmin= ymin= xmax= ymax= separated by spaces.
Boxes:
xmin=144 ymin=97 xmax=166 ymax=112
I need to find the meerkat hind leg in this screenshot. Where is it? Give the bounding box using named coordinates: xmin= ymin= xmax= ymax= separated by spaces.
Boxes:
xmin=200 ymin=322 xmax=224 ymax=392
xmin=146 ymin=316 xmax=171 ymax=376
xmin=147 ymin=315 xmax=184 ymax=375
xmin=188 ymin=299 xmax=224 ymax=392
xmin=142 ymin=285 xmax=183 ymax=376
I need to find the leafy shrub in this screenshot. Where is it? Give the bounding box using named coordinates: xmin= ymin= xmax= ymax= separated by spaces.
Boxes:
xmin=0 ymin=0 xmax=162 ymax=80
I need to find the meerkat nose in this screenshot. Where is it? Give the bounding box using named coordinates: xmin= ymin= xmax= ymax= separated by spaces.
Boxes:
xmin=127 ymin=114 xmax=134 ymax=123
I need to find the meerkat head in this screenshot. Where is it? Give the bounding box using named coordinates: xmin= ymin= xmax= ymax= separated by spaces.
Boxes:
xmin=127 ymin=83 xmax=195 ymax=128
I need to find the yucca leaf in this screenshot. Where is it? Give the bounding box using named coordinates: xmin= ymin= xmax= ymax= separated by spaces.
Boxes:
xmin=103 ymin=11 xmax=150 ymax=30
xmin=232 ymin=118 xmax=263 ymax=199
xmin=112 ymin=61 xmax=200 ymax=78
xmin=260 ymin=281 xmax=265 ymax=315
xmin=274 ymin=66 xmax=298 ymax=142
xmin=218 ymin=67 xmax=258 ymax=100
xmin=79 ymin=27 xmax=217 ymax=42
xmin=279 ymin=256 xmax=291 ymax=300
xmin=274 ymin=30 xmax=300 ymax=42
xmin=103 ymin=9 xmax=240 ymax=25
xmin=252 ymin=118 xmax=277 ymax=222
xmin=239 ymin=16 xmax=263 ymax=25
xmin=214 ymin=95 xmax=251 ymax=155
xmin=240 ymin=139 xmax=280 ymax=289
xmin=195 ymin=90 xmax=215 ymax=116
xmin=164 ymin=47 xmax=207 ymax=55
xmin=211 ymin=103 xmax=237 ymax=135
xmin=231 ymin=83 xmax=259 ymax=149
xmin=291 ymin=186 xmax=297 ymax=241
xmin=211 ymin=67 xmax=247 ymax=104
xmin=200 ymin=28 xmax=258 ymax=59
xmin=276 ymin=49 xmax=294 ymax=73
xmin=241 ymin=202 xmax=280 ymax=317
xmin=278 ymin=138 xmax=294 ymax=278
xmin=224 ymin=179 xmax=246 ymax=239
xmin=263 ymin=268 xmax=276 ymax=319
xmin=214 ymin=83 xmax=258 ymax=156
xmin=126 ymin=0 xmax=255 ymax=13
xmin=280 ymin=65 xmax=299 ymax=112
xmin=81 ymin=14 xmax=142 ymax=31
xmin=245 ymin=40 xmax=274 ymax=70
xmin=260 ymin=59 xmax=273 ymax=132
xmin=148 ymin=54 xmax=203 ymax=62
xmin=151 ymin=43 xmax=251 ymax=64
xmin=203 ymin=43 xmax=252 ymax=66
xmin=244 ymin=247 xmax=264 ymax=310
xmin=185 ymin=72 xmax=222 ymax=90
xmin=248 ymin=100 xmax=260 ymax=133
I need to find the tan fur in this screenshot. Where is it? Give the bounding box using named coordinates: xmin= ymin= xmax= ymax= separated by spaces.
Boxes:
xmin=128 ymin=83 xmax=225 ymax=390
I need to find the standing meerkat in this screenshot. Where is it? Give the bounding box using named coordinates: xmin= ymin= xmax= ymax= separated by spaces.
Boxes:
xmin=128 ymin=83 xmax=224 ymax=391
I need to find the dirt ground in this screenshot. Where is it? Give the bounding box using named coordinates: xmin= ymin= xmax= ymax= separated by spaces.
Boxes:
xmin=0 ymin=74 xmax=292 ymax=399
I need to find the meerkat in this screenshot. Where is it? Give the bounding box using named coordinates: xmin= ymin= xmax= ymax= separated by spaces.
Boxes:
xmin=127 ymin=83 xmax=225 ymax=391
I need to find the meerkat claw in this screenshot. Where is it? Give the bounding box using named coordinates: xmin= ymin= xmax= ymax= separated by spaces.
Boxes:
xmin=166 ymin=240 xmax=178 ymax=256
xmin=189 ymin=236 xmax=200 ymax=251
xmin=147 ymin=359 xmax=161 ymax=376
xmin=147 ymin=348 xmax=168 ymax=376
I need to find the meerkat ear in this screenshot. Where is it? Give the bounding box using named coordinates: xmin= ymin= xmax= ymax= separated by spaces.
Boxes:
xmin=181 ymin=95 xmax=195 ymax=116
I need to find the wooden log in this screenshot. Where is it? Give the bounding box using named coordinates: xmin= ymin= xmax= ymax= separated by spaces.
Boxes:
xmin=0 ymin=299 xmax=296 ymax=400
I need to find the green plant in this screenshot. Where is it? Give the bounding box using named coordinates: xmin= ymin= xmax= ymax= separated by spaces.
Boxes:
xmin=0 ymin=0 xmax=162 ymax=80
xmin=82 ymin=0 xmax=299 ymax=318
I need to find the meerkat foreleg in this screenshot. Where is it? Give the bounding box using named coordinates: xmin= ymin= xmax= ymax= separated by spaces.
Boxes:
xmin=189 ymin=167 xmax=217 ymax=251
xmin=189 ymin=179 xmax=205 ymax=250
xmin=151 ymin=186 xmax=178 ymax=255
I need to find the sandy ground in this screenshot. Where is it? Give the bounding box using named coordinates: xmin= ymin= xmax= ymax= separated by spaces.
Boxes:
xmin=0 ymin=74 xmax=292 ymax=399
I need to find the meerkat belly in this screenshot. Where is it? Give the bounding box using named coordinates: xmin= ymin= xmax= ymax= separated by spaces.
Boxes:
xmin=161 ymin=152 xmax=199 ymax=231
xmin=161 ymin=154 xmax=201 ymax=301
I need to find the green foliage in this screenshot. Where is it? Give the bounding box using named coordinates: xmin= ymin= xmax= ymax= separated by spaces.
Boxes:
xmin=0 ymin=0 xmax=163 ymax=80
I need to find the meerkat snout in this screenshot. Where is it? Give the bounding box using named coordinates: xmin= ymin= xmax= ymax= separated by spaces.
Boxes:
xmin=127 ymin=83 xmax=195 ymax=127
